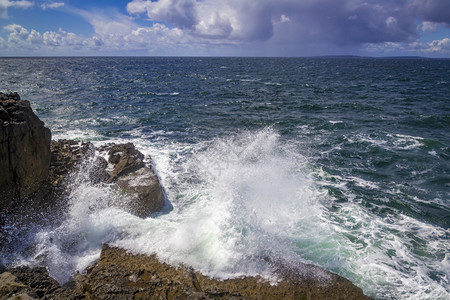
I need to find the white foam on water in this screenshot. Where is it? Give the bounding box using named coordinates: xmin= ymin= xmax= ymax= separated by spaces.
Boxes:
xmin=316 ymin=168 xmax=450 ymax=299
xmin=345 ymin=132 xmax=426 ymax=152
xmin=428 ymin=150 xmax=438 ymax=156
xmin=388 ymin=133 xmax=425 ymax=150
xmin=51 ymin=129 xmax=102 ymax=141
xmin=264 ymin=82 xmax=282 ymax=86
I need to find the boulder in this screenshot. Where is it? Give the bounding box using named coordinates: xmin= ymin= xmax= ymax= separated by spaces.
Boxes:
xmin=101 ymin=143 xmax=166 ymax=218
xmin=107 ymin=143 xmax=145 ymax=182
xmin=47 ymin=141 xmax=165 ymax=218
xmin=0 ymin=92 xmax=51 ymax=209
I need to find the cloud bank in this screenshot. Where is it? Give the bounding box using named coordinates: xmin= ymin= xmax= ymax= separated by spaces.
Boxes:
xmin=126 ymin=0 xmax=450 ymax=44
xmin=1 ymin=0 xmax=449 ymax=56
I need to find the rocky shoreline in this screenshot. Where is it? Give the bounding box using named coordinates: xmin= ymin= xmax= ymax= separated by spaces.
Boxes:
xmin=0 ymin=93 xmax=371 ymax=299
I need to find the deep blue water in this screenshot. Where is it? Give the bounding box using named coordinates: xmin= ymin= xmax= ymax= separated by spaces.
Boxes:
xmin=1 ymin=57 xmax=449 ymax=299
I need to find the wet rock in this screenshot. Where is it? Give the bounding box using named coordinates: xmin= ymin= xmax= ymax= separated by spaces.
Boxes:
xmin=8 ymin=266 xmax=61 ymax=298
xmin=0 ymin=267 xmax=84 ymax=300
xmin=0 ymin=272 xmax=29 ymax=298
xmin=0 ymin=92 xmax=51 ymax=209
xmin=44 ymin=140 xmax=165 ymax=218
xmin=71 ymin=244 xmax=371 ymax=300
xmin=88 ymin=156 xmax=110 ymax=185
xmin=48 ymin=139 xmax=94 ymax=188
xmin=101 ymin=143 xmax=166 ymax=218
xmin=0 ymin=252 xmax=371 ymax=300
xmin=114 ymin=167 xmax=165 ymax=217
xmin=106 ymin=143 xmax=145 ymax=182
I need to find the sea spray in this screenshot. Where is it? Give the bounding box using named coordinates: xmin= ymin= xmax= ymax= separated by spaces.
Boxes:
xmin=28 ymin=153 xmax=136 ymax=283
xmin=113 ymin=128 xmax=329 ymax=281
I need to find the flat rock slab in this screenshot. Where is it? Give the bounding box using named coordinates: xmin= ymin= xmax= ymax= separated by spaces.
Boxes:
xmin=73 ymin=244 xmax=371 ymax=300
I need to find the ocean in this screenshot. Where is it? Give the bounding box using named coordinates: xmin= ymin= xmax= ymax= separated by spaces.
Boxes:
xmin=0 ymin=57 xmax=449 ymax=299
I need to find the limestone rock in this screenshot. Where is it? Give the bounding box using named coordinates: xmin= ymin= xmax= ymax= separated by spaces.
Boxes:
xmin=106 ymin=143 xmax=145 ymax=182
xmin=1 ymin=245 xmax=371 ymax=299
xmin=71 ymin=244 xmax=371 ymax=300
xmin=0 ymin=92 xmax=51 ymax=209
xmin=48 ymin=139 xmax=95 ymax=188
xmin=46 ymin=141 xmax=165 ymax=218
xmin=101 ymin=143 xmax=166 ymax=218
xmin=0 ymin=267 xmax=84 ymax=300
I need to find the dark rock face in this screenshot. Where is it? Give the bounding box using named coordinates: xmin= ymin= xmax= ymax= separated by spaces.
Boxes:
xmin=0 ymin=92 xmax=51 ymax=208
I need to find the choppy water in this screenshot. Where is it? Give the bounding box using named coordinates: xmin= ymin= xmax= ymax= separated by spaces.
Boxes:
xmin=1 ymin=57 xmax=449 ymax=299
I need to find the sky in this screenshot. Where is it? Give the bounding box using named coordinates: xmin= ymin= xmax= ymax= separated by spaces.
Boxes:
xmin=0 ymin=0 xmax=449 ymax=57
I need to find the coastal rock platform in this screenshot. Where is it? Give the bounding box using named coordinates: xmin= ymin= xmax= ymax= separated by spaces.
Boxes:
xmin=1 ymin=244 xmax=370 ymax=299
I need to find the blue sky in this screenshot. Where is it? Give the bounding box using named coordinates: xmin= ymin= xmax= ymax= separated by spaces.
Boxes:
xmin=1 ymin=0 xmax=449 ymax=57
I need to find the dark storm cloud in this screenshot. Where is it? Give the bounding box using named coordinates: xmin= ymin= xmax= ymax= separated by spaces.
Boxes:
xmin=127 ymin=0 xmax=449 ymax=46
xmin=409 ymin=0 xmax=450 ymax=24
xmin=281 ymin=0 xmax=419 ymax=45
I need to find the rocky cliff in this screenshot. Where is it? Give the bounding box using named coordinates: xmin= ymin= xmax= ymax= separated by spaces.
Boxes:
xmin=0 ymin=92 xmax=51 ymax=207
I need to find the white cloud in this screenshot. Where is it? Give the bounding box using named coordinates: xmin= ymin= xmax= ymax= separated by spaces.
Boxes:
xmin=42 ymin=30 xmax=62 ymax=46
xmin=126 ymin=0 xmax=275 ymax=41
xmin=428 ymin=38 xmax=450 ymax=52
xmin=280 ymin=14 xmax=291 ymax=23
xmin=0 ymin=0 xmax=34 ymax=18
xmin=124 ymin=0 xmax=426 ymax=46
xmin=0 ymin=9 xmax=195 ymax=55
xmin=420 ymin=21 xmax=438 ymax=33
xmin=41 ymin=2 xmax=64 ymax=10
xmin=4 ymin=23 xmax=29 ymax=44
xmin=67 ymin=7 xmax=194 ymax=52
xmin=27 ymin=28 xmax=42 ymax=44
xmin=70 ymin=8 xmax=135 ymax=36
xmin=2 ymin=23 xmax=87 ymax=53
xmin=363 ymin=38 xmax=450 ymax=56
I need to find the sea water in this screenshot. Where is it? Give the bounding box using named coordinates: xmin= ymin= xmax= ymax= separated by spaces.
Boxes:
xmin=0 ymin=57 xmax=449 ymax=299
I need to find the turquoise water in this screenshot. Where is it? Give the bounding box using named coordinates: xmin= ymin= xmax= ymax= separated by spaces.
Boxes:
xmin=1 ymin=57 xmax=449 ymax=299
